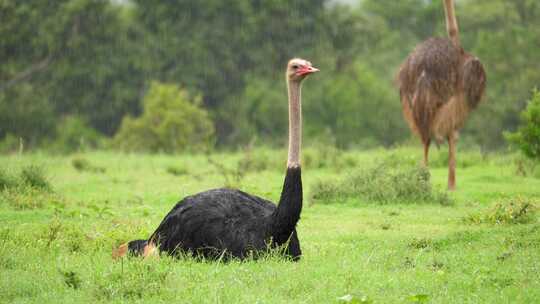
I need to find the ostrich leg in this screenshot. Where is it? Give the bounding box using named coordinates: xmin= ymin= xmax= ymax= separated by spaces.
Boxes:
xmin=423 ymin=139 xmax=431 ymax=167
xmin=447 ymin=134 xmax=457 ymax=190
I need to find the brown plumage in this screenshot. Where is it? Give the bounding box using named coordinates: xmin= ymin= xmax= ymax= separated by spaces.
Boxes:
xmin=397 ymin=0 xmax=486 ymax=190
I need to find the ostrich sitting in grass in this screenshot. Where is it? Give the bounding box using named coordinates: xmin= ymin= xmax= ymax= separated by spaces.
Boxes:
xmin=113 ymin=58 xmax=319 ymax=261
xmin=398 ymin=0 xmax=486 ymax=190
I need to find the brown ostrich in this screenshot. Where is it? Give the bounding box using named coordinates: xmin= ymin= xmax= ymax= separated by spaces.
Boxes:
xmin=397 ymin=0 xmax=486 ymax=190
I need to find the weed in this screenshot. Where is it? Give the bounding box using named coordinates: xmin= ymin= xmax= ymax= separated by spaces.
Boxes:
xmin=497 ymin=252 xmax=513 ymax=262
xmin=309 ymin=180 xmax=343 ymax=203
xmin=408 ymin=238 xmax=436 ymax=250
xmin=95 ymin=261 xmax=171 ymax=300
xmin=207 ymin=156 xmax=245 ymax=188
xmin=0 ymin=168 xmax=16 ymax=190
xmin=64 ymin=227 xmax=87 ymax=253
xmin=20 ymin=165 xmax=51 ymax=191
xmin=303 ymin=146 xmax=358 ymax=170
xmin=165 ymin=165 xmax=189 ymax=176
xmin=380 ymin=223 xmax=391 ymax=230
xmin=429 ymin=260 xmax=444 ymax=271
xmin=0 ymin=165 xmax=64 ymax=210
xmin=310 ymin=161 xmax=451 ymax=205
xmin=237 ymin=142 xmax=280 ymax=173
xmin=0 ymin=187 xmax=65 ymax=210
xmin=403 ymin=257 xmax=415 ymax=268
xmin=380 ymin=151 xmax=417 ymax=168
xmin=60 ymin=270 xmax=82 ymax=289
xmin=72 ymin=158 xmax=106 ymax=173
xmin=0 ymin=228 xmax=10 ymax=244
xmin=407 ymin=294 xmax=430 ymax=303
xmin=464 ymin=197 xmax=537 ymax=225
xmin=45 ymin=218 xmax=63 ymax=247
xmin=88 ymin=201 xmax=115 ymax=218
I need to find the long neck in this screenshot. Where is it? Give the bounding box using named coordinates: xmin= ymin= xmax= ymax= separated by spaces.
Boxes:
xmin=443 ymin=0 xmax=461 ymax=48
xmin=287 ymin=80 xmax=302 ymax=167
xmin=271 ymin=79 xmax=303 ymax=245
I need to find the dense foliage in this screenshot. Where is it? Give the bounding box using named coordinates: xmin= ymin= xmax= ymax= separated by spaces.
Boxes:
xmin=1 ymin=0 xmax=539 ymax=151
xmin=506 ymin=90 xmax=540 ymax=161
xmin=113 ymin=82 xmax=214 ymax=153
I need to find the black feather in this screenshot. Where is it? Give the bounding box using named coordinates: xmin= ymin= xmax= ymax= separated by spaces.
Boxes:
xmin=127 ymin=239 xmax=147 ymax=255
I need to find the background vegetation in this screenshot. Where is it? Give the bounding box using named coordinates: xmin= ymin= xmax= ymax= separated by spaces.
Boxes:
xmin=2 ymin=2 xmax=540 ymax=302
xmin=2 ymin=0 xmax=539 ymax=152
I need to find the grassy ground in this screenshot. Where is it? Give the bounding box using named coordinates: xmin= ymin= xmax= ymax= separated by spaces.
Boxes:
xmin=0 ymin=147 xmax=539 ymax=303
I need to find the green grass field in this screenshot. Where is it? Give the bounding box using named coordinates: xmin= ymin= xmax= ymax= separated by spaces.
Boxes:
xmin=1 ymin=147 xmax=539 ymax=303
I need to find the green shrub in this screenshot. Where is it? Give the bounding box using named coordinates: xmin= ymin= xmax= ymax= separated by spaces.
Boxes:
xmin=20 ymin=165 xmax=51 ymax=191
xmin=50 ymin=116 xmax=104 ymax=153
xmin=165 ymin=165 xmax=189 ymax=176
xmin=72 ymin=158 xmax=106 ymax=173
xmin=506 ymin=89 xmax=540 ymax=161
xmin=464 ymin=197 xmax=537 ymax=225
xmin=0 ymin=168 xmax=16 ymax=190
xmin=0 ymin=165 xmax=62 ymax=210
xmin=310 ymin=161 xmax=451 ymax=205
xmin=237 ymin=144 xmax=284 ymax=173
xmin=95 ymin=260 xmax=172 ymax=300
xmin=114 ymin=82 xmax=215 ymax=153
xmin=0 ymin=187 xmax=64 ymax=210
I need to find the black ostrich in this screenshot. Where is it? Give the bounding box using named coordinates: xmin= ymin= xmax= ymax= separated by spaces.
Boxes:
xmin=113 ymin=59 xmax=319 ymax=261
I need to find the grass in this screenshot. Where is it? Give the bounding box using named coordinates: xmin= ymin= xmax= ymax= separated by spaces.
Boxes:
xmin=72 ymin=157 xmax=106 ymax=174
xmin=310 ymin=161 xmax=451 ymax=205
xmin=463 ymin=196 xmax=538 ymax=225
xmin=0 ymin=147 xmax=539 ymax=303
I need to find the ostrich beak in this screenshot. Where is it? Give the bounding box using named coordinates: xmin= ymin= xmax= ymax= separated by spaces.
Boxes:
xmin=112 ymin=243 xmax=128 ymax=260
xmin=297 ymin=65 xmax=320 ymax=76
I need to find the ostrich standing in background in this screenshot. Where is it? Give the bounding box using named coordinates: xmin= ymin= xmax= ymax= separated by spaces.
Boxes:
xmin=113 ymin=59 xmax=319 ymax=261
xmin=398 ymin=0 xmax=486 ymax=190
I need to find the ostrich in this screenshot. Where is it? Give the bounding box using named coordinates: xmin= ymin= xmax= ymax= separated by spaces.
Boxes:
xmin=397 ymin=0 xmax=486 ymax=190
xmin=113 ymin=59 xmax=319 ymax=261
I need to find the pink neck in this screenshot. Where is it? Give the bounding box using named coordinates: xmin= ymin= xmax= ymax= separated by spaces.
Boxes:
xmin=287 ymin=80 xmax=302 ymax=168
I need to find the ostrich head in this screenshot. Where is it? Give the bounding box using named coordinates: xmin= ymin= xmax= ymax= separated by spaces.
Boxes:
xmin=287 ymin=58 xmax=319 ymax=83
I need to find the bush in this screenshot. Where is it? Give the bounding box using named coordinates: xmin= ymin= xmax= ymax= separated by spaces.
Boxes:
xmin=464 ymin=197 xmax=537 ymax=225
xmin=95 ymin=260 xmax=172 ymax=300
xmin=506 ymin=89 xmax=540 ymax=161
xmin=0 ymin=168 xmax=17 ymax=190
xmin=310 ymin=161 xmax=451 ymax=205
xmin=20 ymin=165 xmax=51 ymax=191
xmin=237 ymin=143 xmax=284 ymax=173
xmin=166 ymin=165 xmax=189 ymax=176
xmin=72 ymin=158 xmax=106 ymax=173
xmin=0 ymin=165 xmax=64 ymax=210
xmin=114 ymin=82 xmax=215 ymax=153
xmin=0 ymin=187 xmax=63 ymax=210
xmin=50 ymin=116 xmax=104 ymax=153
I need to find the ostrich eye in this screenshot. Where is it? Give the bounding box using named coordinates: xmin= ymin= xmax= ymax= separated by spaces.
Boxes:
xmin=292 ymin=65 xmax=299 ymax=69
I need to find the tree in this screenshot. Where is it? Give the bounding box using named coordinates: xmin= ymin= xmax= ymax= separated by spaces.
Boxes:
xmin=506 ymin=89 xmax=540 ymax=161
xmin=0 ymin=0 xmax=144 ymax=145
xmin=113 ymin=82 xmax=214 ymax=153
